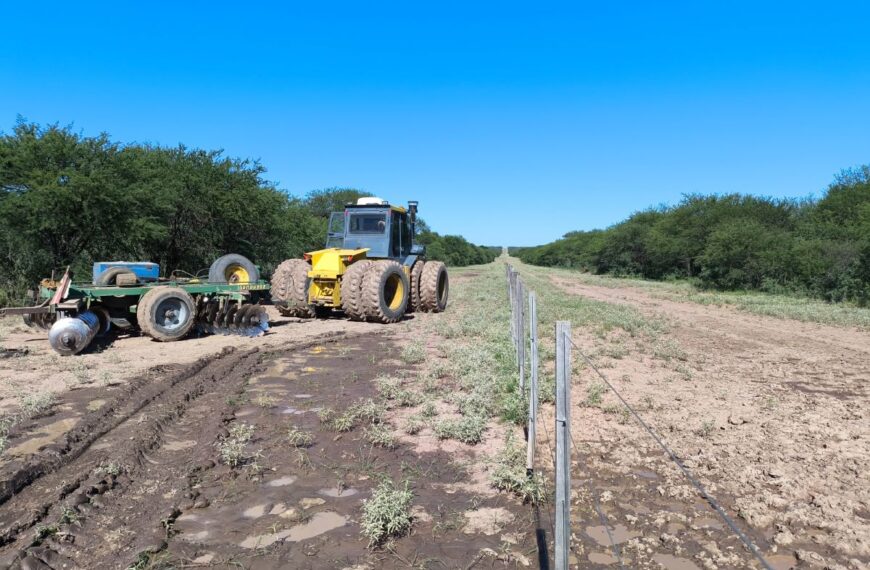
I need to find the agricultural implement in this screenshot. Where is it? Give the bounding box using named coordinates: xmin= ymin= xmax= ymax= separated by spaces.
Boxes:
xmin=271 ymin=197 xmax=449 ymax=323
xmin=1 ymin=254 xmax=270 ymax=355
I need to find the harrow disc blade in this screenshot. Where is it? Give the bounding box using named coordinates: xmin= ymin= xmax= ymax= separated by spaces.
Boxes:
xmin=245 ymin=306 xmax=270 ymax=336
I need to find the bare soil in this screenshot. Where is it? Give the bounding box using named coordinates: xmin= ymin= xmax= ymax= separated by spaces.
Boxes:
xmin=545 ymin=274 xmax=869 ymax=570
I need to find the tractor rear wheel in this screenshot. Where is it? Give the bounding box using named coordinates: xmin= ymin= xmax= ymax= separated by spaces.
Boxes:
xmin=420 ymin=261 xmax=448 ymax=312
xmin=271 ymin=259 xmax=316 ymax=318
xmin=361 ymin=260 xmax=409 ymax=323
xmin=407 ymin=260 xmax=425 ymax=313
xmin=137 ymin=286 xmax=196 ymax=341
xmin=340 ymin=260 xmax=373 ymax=321
xmin=209 ymin=254 xmax=260 ymax=284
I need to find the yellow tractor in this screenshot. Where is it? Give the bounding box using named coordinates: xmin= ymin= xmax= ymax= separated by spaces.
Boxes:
xmin=271 ymin=198 xmax=448 ymax=323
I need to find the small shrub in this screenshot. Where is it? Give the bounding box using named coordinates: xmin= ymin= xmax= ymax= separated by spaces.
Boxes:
xmin=491 ymin=433 xmax=548 ymax=504
xmin=364 ymin=425 xmax=397 ymax=449
xmin=254 ymin=393 xmax=277 ymax=408
xmin=331 ymin=412 xmax=357 ymax=433
xmin=286 ymin=426 xmax=314 ymax=448
xmin=361 ymin=479 xmax=413 ymax=547
xmin=403 ymin=416 xmax=424 ymax=435
xmin=317 ymin=407 xmax=336 ymax=424
xmin=420 ymin=401 xmax=438 ymax=418
xmin=584 ymin=383 xmax=605 ymax=407
xmin=434 ymin=415 xmax=486 ymax=444
xmin=400 ymin=342 xmax=426 ymax=364
xmin=218 ymin=423 xmax=255 ymax=467
xmin=20 ymin=392 xmax=56 ymax=418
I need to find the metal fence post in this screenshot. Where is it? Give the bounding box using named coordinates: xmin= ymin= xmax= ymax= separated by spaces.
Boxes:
xmin=555 ymin=321 xmax=572 ymax=570
xmin=526 ymin=292 xmax=538 ymax=472
xmin=517 ymin=279 xmax=526 ymax=392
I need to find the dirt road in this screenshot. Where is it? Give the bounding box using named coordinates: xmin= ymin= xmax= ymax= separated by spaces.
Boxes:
xmin=542 ymin=271 xmax=869 ymax=570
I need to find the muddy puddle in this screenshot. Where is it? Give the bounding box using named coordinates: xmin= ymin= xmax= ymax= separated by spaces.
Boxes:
xmin=0 ymin=333 xmax=536 ymax=568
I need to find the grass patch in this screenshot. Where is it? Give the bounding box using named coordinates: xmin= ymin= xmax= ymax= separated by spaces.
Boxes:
xmin=434 ymin=415 xmax=486 ymax=445
xmin=491 ymin=432 xmax=548 ymax=504
xmin=361 ymin=479 xmax=414 ymax=547
xmin=217 ymin=422 xmax=256 ymax=467
xmin=286 ymin=426 xmax=314 ymax=448
xmin=363 ymin=424 xmax=397 ymax=449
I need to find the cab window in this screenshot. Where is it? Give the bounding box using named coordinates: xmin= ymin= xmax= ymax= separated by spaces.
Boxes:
xmin=349 ymin=213 xmax=386 ymax=234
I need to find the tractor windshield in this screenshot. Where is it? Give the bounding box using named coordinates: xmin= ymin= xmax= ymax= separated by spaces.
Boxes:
xmin=348 ymin=213 xmax=386 ymax=234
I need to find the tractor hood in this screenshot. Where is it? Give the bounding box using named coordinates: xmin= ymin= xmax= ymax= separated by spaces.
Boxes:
xmin=305 ymin=248 xmax=369 ymax=278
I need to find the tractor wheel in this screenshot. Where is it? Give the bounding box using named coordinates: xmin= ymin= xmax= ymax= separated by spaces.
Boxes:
xmin=208 ymin=254 xmax=260 ymax=284
xmin=136 ymin=286 xmax=196 ymax=341
xmin=270 ymin=259 xmax=316 ymax=318
xmin=407 ymin=260 xmax=425 ymax=313
xmin=420 ymin=261 xmax=449 ymax=312
xmin=361 ymin=260 xmax=409 ymax=324
xmin=96 ymin=267 xmax=137 ymax=286
xmin=340 ymin=260 xmax=373 ymax=321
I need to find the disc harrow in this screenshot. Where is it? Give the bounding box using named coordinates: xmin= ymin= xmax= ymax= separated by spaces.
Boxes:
xmin=195 ymin=297 xmax=269 ymax=337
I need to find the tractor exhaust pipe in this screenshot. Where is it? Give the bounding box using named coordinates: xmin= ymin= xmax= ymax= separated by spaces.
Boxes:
xmin=48 ymin=311 xmax=100 ymax=356
xmin=408 ymin=200 xmax=418 ymax=236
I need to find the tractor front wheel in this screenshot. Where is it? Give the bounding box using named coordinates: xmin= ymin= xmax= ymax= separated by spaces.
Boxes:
xmin=361 ymin=260 xmax=409 ymax=323
xmin=420 ymin=261 xmax=449 ymax=312
xmin=271 ymin=259 xmax=316 ymax=318
xmin=137 ymin=286 xmax=196 ymax=341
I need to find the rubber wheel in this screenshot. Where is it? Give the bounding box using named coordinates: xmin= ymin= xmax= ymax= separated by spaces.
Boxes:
xmin=96 ymin=267 xmax=137 ymax=286
xmin=137 ymin=287 xmax=195 ymax=341
xmin=361 ymin=260 xmax=409 ymax=324
xmin=340 ymin=260 xmax=373 ymax=321
xmin=407 ymin=260 xmax=425 ymax=313
xmin=270 ymin=259 xmax=316 ymax=318
xmin=420 ymin=261 xmax=449 ymax=312
xmin=208 ymin=254 xmax=260 ymax=284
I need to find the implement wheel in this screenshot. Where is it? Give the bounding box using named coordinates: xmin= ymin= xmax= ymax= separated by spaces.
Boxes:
xmin=270 ymin=259 xmax=316 ymax=318
xmin=209 ymin=254 xmax=260 ymax=284
xmin=361 ymin=260 xmax=409 ymax=324
xmin=137 ymin=286 xmax=196 ymax=341
xmin=340 ymin=260 xmax=373 ymax=321
xmin=95 ymin=267 xmax=137 ymax=286
xmin=420 ymin=261 xmax=448 ymax=312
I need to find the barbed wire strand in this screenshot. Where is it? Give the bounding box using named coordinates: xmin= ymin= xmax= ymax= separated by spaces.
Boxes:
xmin=567 ymin=336 xmax=775 ymax=570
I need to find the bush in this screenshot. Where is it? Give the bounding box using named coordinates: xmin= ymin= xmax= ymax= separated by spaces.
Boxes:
xmin=360 ymin=479 xmax=414 ymax=547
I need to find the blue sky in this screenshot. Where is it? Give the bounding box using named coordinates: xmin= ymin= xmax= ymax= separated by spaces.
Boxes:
xmin=3 ymin=2 xmax=870 ymax=246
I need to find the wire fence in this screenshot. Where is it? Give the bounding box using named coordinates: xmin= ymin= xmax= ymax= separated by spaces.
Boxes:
xmin=504 ymin=263 xmax=774 ymax=570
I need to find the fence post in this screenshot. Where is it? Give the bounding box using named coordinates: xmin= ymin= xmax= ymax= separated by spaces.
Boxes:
xmin=526 ymin=292 xmax=538 ymax=472
xmin=555 ymin=321 xmax=572 ymax=570
xmin=517 ymin=279 xmax=526 ymax=391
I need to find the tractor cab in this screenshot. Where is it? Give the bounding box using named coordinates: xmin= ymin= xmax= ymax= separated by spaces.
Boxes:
xmin=325 ymin=198 xmax=422 ymax=262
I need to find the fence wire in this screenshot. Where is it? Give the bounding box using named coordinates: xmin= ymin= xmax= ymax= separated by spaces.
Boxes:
xmin=567 ymin=336 xmax=775 ymax=570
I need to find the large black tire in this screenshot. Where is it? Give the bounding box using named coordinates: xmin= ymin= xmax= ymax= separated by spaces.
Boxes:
xmin=340 ymin=260 xmax=373 ymax=321
xmin=420 ymin=261 xmax=448 ymax=312
xmin=361 ymin=260 xmax=409 ymax=324
xmin=95 ymin=267 xmax=137 ymax=286
xmin=407 ymin=260 xmax=425 ymax=313
xmin=136 ymin=286 xmax=196 ymax=341
xmin=208 ymin=254 xmax=260 ymax=284
xmin=270 ymin=259 xmax=316 ymax=318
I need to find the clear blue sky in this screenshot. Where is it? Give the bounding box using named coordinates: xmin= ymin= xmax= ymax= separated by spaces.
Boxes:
xmin=3 ymin=2 xmax=870 ymax=246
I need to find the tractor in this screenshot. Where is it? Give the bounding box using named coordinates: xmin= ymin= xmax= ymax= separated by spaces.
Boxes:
xmin=271 ymin=198 xmax=448 ymax=323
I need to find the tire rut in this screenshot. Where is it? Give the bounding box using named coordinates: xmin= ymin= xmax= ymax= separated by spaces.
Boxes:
xmin=0 ymin=332 xmax=360 ymax=569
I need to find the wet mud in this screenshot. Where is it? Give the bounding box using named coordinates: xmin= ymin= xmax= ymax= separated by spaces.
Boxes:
xmin=0 ymin=332 xmax=536 ymax=569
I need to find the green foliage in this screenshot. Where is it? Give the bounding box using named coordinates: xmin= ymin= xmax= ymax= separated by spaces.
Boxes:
xmin=0 ymin=121 xmax=493 ymax=303
xmin=417 ymin=226 xmax=498 ymax=267
xmin=517 ymin=173 xmax=870 ymax=305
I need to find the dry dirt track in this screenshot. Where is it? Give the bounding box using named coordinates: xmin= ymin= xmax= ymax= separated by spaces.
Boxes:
xmin=544 ymin=273 xmax=869 ymax=570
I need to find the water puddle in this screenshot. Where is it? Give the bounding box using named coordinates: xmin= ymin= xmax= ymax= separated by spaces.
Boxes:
xmin=86 ymin=399 xmax=106 ymax=411
xmin=310 ymin=346 xmax=326 ymax=354
xmin=267 ymin=476 xmax=297 ymax=487
xmin=164 ymin=439 xmax=197 ymax=451
xmin=318 ymin=486 xmax=359 ymax=498
xmin=692 ymin=517 xmax=723 ymax=530
xmin=294 ymin=394 xmax=313 ymax=399
xmin=585 ymin=524 xmax=640 ymax=546
xmin=6 ymin=417 xmax=79 ymax=457
xmin=632 ymin=469 xmax=659 ymax=480
xmin=653 ymin=553 xmax=700 ymax=570
xmin=589 ymin=552 xmax=618 ymax=565
xmin=767 ymin=554 xmax=797 ymax=570
xmin=301 ymin=367 xmax=319 ymax=373
xmin=238 ymin=511 xmax=347 ymax=549
xmin=243 ymin=504 xmax=268 ymax=519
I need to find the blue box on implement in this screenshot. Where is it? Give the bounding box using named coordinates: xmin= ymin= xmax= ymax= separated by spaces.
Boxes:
xmin=92 ymin=262 xmax=160 ymax=284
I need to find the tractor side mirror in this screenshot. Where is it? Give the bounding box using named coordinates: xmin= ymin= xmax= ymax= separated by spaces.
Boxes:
xmin=411 ymin=244 xmax=425 ymax=255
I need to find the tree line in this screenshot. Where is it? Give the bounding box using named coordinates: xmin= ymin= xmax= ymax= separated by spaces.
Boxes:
xmin=0 ymin=121 xmax=496 ymax=305
xmin=516 ymin=169 xmax=870 ymax=305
